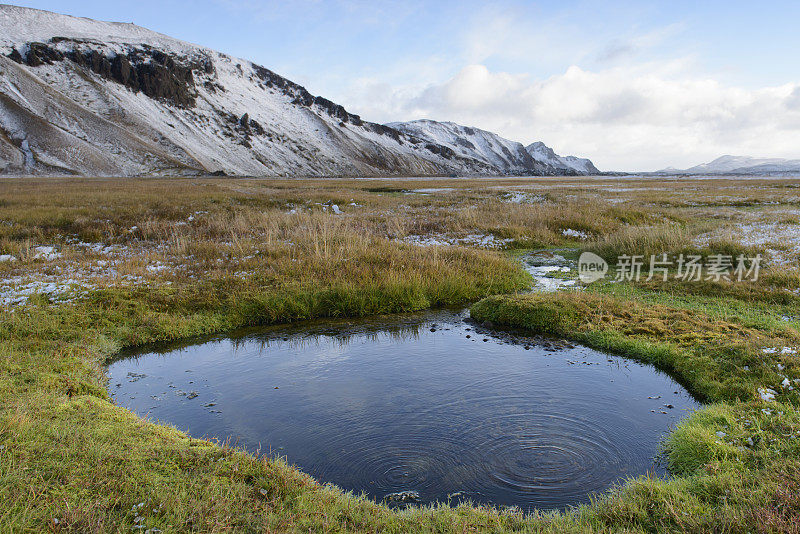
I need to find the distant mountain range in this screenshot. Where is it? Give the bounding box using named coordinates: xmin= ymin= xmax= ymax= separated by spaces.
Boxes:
xmin=0 ymin=5 xmax=600 ymax=177
xmin=659 ymin=155 xmax=800 ymax=175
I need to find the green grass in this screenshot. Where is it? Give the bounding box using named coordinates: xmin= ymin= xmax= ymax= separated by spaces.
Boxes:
xmin=596 ymin=281 xmax=800 ymax=333
xmin=471 ymin=286 xmax=800 ymax=533
xmin=1 ymin=268 xmax=539 ymax=532
xmin=3 ymin=176 xmax=800 ymax=532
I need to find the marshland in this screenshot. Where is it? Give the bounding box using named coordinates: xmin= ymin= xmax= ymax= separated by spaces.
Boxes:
xmin=2 ymin=175 xmax=800 ymax=532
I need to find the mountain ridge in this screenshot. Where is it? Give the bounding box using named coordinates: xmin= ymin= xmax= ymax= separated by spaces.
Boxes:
xmin=659 ymin=155 xmax=800 ymax=175
xmin=0 ymin=4 xmax=599 ymax=177
xmin=389 ymin=120 xmax=563 ymax=176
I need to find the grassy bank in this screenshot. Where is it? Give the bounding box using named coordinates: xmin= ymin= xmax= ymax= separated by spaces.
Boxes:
xmin=2 ymin=278 xmax=533 ymax=532
xmin=2 ymin=176 xmax=800 ymax=532
xmin=471 ymin=282 xmax=800 ymax=532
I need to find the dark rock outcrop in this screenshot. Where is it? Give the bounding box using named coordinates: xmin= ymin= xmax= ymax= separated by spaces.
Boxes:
xmin=238 ymin=113 xmax=265 ymax=137
xmin=368 ymin=123 xmax=402 ymax=141
xmin=8 ymin=40 xmax=201 ymax=108
xmin=425 ymin=143 xmax=455 ymax=159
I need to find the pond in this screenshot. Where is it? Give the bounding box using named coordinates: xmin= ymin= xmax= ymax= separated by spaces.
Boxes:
xmin=108 ymin=309 xmax=698 ymax=511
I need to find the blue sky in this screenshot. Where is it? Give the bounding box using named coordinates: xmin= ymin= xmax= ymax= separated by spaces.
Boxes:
xmin=9 ymin=0 xmax=800 ymax=170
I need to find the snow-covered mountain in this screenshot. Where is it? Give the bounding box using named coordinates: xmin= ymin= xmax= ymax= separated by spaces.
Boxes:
xmin=667 ymin=155 xmax=800 ymax=175
xmin=0 ymin=5 xmax=597 ymax=177
xmin=388 ymin=120 xmax=600 ymax=176
xmin=525 ymin=141 xmax=600 ymax=175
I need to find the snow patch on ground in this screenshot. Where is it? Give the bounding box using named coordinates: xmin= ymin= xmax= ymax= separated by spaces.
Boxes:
xmin=758 ymin=387 xmax=777 ymax=402
xmin=501 ymin=191 xmax=546 ymax=204
xmin=398 ymin=233 xmax=513 ymax=249
xmin=0 ymin=241 xmax=160 ymax=308
xmin=763 ymin=346 xmax=798 ymax=355
xmin=32 ymin=246 xmax=61 ymax=261
xmin=562 ymin=228 xmax=589 ymax=240
xmin=146 ymin=263 xmax=169 ymax=273
xmin=696 ymin=222 xmax=800 ymax=264
xmin=0 ymin=278 xmax=93 ymax=307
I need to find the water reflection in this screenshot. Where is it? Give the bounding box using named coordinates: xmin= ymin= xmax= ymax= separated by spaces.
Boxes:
xmin=109 ymin=309 xmax=698 ymax=511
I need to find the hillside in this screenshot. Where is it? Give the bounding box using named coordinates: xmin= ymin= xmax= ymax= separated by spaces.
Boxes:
xmin=0 ymin=5 xmax=598 ymax=177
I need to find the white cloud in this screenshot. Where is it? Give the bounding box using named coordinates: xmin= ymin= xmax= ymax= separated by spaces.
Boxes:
xmin=341 ymin=62 xmax=800 ymax=172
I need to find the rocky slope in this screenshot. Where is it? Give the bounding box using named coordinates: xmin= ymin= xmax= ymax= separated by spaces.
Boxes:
xmin=0 ymin=5 xmax=598 ymax=177
xmin=388 ymin=120 xmax=601 ymax=176
xmin=524 ymin=141 xmax=600 ymax=175
xmin=387 ymin=120 xmax=565 ymax=176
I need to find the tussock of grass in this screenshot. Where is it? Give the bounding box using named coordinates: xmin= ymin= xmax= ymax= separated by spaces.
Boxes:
xmin=586 ymin=223 xmax=693 ymax=261
xmin=586 ymin=223 xmax=766 ymax=265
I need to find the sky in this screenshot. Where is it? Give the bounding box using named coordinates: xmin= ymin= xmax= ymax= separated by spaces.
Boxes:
xmin=9 ymin=0 xmax=800 ymax=171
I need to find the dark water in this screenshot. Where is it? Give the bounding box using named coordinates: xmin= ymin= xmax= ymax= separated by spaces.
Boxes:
xmin=108 ymin=309 xmax=698 ymax=511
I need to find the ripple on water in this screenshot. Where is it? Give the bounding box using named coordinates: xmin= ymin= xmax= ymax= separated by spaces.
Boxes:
xmin=108 ymin=310 xmax=698 ymax=511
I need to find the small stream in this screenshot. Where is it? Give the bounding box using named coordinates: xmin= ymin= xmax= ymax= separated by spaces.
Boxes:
xmin=109 ymin=300 xmax=698 ymax=510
